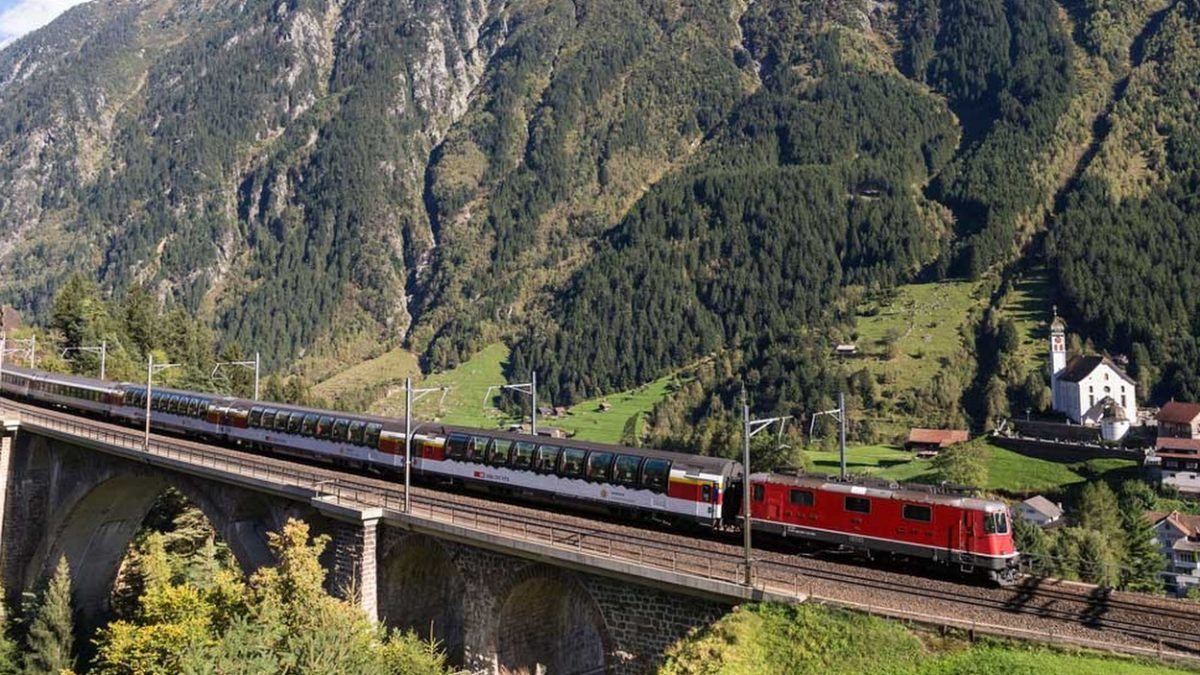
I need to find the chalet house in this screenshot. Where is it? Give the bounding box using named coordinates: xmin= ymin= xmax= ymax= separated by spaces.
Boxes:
xmin=1015 ymin=495 xmax=1063 ymax=527
xmin=1146 ymin=510 xmax=1200 ymax=595
xmin=905 ymin=428 xmax=968 ymax=454
xmin=1049 ymin=314 xmax=1136 ymax=427
xmin=1158 ymin=401 xmax=1200 ymax=439
xmin=1155 ymin=439 xmax=1200 ymax=497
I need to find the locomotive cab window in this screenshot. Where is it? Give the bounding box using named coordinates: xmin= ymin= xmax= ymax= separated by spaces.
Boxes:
xmin=984 ymin=512 xmax=1009 ymax=535
xmin=364 ymin=423 xmax=383 ymax=448
xmin=586 ymin=452 xmax=613 ymax=482
xmin=446 ymin=433 xmax=470 ymax=460
xmin=789 ymin=489 xmax=814 ymax=507
xmin=558 ymin=448 xmax=587 ymax=478
xmin=534 ymin=445 xmax=560 ymax=473
xmin=613 ymin=455 xmax=642 ymax=486
xmin=487 ymin=439 xmax=513 ymax=466
xmin=511 ymin=442 xmax=536 ymax=469
xmin=844 ymin=496 xmax=871 ymax=514
xmin=641 ymin=459 xmax=671 ymax=492
xmin=902 ymin=504 xmax=932 ymax=523
xmin=348 ymin=421 xmax=366 ymax=445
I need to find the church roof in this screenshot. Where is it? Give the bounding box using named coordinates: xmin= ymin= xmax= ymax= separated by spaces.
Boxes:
xmin=1050 ymin=315 xmax=1066 ymax=332
xmin=1055 ymin=355 xmax=1136 ymax=386
xmin=1101 ymin=398 xmax=1129 ymax=421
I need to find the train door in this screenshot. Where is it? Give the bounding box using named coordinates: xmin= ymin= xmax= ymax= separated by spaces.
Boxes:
xmin=765 ymin=488 xmax=782 ymax=521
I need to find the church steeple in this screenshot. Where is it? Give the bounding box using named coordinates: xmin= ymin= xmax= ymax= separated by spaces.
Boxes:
xmin=1049 ymin=306 xmax=1067 ymax=380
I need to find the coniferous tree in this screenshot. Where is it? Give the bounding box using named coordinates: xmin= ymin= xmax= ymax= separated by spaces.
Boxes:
xmin=1077 ymin=481 xmax=1122 ymax=543
xmin=24 ymin=557 xmax=75 ymax=675
xmin=0 ymin=586 xmax=17 ymax=675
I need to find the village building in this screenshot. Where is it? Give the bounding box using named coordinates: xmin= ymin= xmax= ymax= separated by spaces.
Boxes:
xmin=1049 ymin=313 xmax=1137 ymax=431
xmin=904 ymin=428 xmax=969 ymax=456
xmin=1146 ymin=511 xmax=1200 ymax=595
xmin=1015 ymin=495 xmax=1063 ymax=528
xmin=1158 ymin=401 xmax=1200 ymax=439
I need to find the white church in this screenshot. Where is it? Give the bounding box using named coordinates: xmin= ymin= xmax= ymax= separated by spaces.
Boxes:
xmin=1049 ymin=312 xmax=1137 ymax=438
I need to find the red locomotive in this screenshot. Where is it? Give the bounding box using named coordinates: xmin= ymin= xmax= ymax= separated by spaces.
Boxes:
xmin=748 ymin=471 xmax=1019 ymax=584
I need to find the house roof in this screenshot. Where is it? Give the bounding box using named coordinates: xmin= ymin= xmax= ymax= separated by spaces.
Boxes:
xmin=1055 ymin=355 xmax=1136 ymax=386
xmin=1020 ymin=495 xmax=1063 ymax=520
xmin=906 ymin=428 xmax=969 ymax=447
xmin=1156 ymin=437 xmax=1200 ymax=453
xmin=1158 ymin=401 xmax=1200 ymax=425
xmin=1146 ymin=510 xmax=1200 ymax=537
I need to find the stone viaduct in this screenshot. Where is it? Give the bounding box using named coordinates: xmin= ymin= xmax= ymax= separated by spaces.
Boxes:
xmin=0 ymin=413 xmax=784 ymax=674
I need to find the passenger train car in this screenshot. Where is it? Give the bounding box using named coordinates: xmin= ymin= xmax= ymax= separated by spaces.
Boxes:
xmin=0 ymin=365 xmax=1020 ymax=583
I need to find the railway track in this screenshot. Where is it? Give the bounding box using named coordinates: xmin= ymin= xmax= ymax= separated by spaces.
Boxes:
xmin=6 ymin=398 xmax=1200 ymax=661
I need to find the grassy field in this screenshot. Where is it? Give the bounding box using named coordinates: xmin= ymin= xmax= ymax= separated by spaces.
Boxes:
xmin=370 ymin=342 xmax=513 ymax=429
xmin=660 ymin=603 xmax=1194 ymax=675
xmin=549 ymin=373 xmax=682 ymax=443
xmin=997 ymin=269 xmax=1053 ymax=375
xmin=310 ymin=347 xmax=421 ymax=403
xmin=805 ymin=442 xmax=1138 ymax=496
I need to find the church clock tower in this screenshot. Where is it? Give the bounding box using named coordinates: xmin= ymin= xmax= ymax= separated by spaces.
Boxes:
xmin=1050 ymin=307 xmax=1067 ymax=393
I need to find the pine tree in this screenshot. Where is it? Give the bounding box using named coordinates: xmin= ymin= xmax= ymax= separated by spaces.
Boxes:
xmin=1012 ymin=514 xmax=1051 ymax=575
xmin=1077 ymin=481 xmax=1122 ymax=543
xmin=1122 ymin=520 xmax=1166 ymax=593
xmin=24 ymin=557 xmax=75 ymax=674
xmin=0 ymin=586 xmax=18 ymax=675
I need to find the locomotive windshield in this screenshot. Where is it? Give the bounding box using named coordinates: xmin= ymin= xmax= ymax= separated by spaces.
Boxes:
xmin=984 ymin=511 xmax=1009 ymax=535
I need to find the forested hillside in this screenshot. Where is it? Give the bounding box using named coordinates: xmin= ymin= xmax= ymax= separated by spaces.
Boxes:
xmin=1 ymin=0 xmax=1197 ymax=436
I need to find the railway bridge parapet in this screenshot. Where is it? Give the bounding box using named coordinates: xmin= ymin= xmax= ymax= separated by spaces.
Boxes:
xmin=0 ymin=413 xmax=755 ymax=673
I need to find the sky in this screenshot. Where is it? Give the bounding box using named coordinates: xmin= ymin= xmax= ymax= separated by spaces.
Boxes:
xmin=0 ymin=0 xmax=88 ymax=47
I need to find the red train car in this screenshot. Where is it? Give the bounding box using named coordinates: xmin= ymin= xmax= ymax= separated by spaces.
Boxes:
xmin=748 ymin=471 xmax=1020 ymax=584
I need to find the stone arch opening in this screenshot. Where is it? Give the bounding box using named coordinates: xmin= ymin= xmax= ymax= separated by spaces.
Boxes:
xmin=378 ymin=535 xmax=467 ymax=665
xmin=496 ymin=570 xmax=609 ymax=675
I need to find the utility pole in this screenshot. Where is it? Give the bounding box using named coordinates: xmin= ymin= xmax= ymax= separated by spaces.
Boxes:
xmin=402 ymin=376 xmax=449 ymax=513
xmin=60 ymin=341 xmax=107 ymax=380
xmin=741 ymin=385 xmax=792 ymax=586
xmin=211 ymin=352 xmax=260 ymax=400
xmin=485 ymin=371 xmax=538 ymax=436
xmin=810 ymin=392 xmax=848 ymax=479
xmin=144 ymin=355 xmax=180 ymax=451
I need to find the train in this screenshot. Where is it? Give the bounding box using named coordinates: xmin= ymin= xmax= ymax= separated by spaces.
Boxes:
xmin=0 ymin=364 xmax=1021 ymax=584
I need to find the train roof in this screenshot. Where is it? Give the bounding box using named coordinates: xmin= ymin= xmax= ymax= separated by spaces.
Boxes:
xmin=11 ymin=366 xmax=739 ymax=476
xmin=3 ymin=365 xmax=121 ymax=392
xmin=750 ymin=471 xmax=1007 ymax=512
xmin=439 ymin=424 xmax=739 ymax=475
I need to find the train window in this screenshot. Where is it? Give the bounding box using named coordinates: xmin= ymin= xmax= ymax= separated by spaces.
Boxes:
xmin=752 ymin=484 xmax=764 ymax=502
xmin=984 ymin=512 xmax=1009 ymax=535
xmin=641 ymin=459 xmax=671 ymax=492
xmin=348 ymin=421 xmax=366 ymax=444
xmin=902 ymin=504 xmax=932 ymax=523
xmin=844 ymin=497 xmax=871 ymax=514
xmin=586 ymin=452 xmax=614 ymax=482
xmin=332 ymin=419 xmax=349 ymax=442
xmin=511 ymin=442 xmax=536 ymax=469
xmin=558 ymin=448 xmax=587 ymax=478
xmin=702 ymin=485 xmax=713 ymax=502
xmin=287 ymin=413 xmax=303 ymax=434
xmin=789 ymin=489 xmax=814 ymax=507
xmin=249 ymin=407 xmax=263 ymax=426
xmin=446 ymin=433 xmax=470 ymax=460
xmin=170 ymin=395 xmax=183 ymax=413
xmin=275 ymin=411 xmax=291 ymax=432
xmin=364 ymin=423 xmax=383 ymax=448
xmin=533 ymin=445 xmax=560 ymax=473
xmin=301 ymin=415 xmax=318 ymax=436
xmin=487 ymin=439 xmax=513 ymax=466
xmin=316 ymin=416 xmax=333 ymax=440
xmin=469 ymin=436 xmax=491 ymax=461
xmin=261 ymin=409 xmax=277 ymax=428
xmin=612 ymin=455 xmax=642 ymax=486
